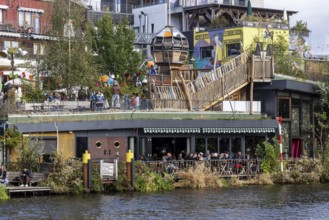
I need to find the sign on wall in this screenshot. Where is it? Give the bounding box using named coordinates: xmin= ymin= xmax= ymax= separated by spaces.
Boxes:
xmin=100 ymin=159 xmax=118 ymax=180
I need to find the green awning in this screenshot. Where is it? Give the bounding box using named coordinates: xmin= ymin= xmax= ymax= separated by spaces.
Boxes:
xmin=203 ymin=127 xmax=275 ymax=133
xmin=144 ymin=128 xmax=201 ymax=133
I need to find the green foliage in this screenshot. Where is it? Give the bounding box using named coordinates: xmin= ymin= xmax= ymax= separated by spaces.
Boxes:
xmin=100 ymin=86 xmax=113 ymax=99
xmin=272 ymin=157 xmax=323 ymax=184
xmin=38 ymin=0 xmax=96 ymax=90
xmin=243 ymin=15 xmax=260 ymax=22
xmin=273 ymin=35 xmax=304 ymax=77
xmin=290 ymin=20 xmax=310 ymax=33
xmin=210 ymin=16 xmax=229 ymax=29
xmin=256 ymin=139 xmax=280 ymax=173
xmin=0 ymin=128 xmax=22 ymax=152
xmin=134 ymin=172 xmax=174 ymax=192
xmin=90 ymin=164 xmax=104 ymax=192
xmin=134 ymin=160 xmax=174 ymax=192
xmin=0 ymin=185 xmax=9 ymax=200
xmin=47 ymin=152 xmax=84 ymax=194
xmin=113 ymin=162 xmax=131 ymax=191
xmin=321 ymin=143 xmax=329 ymax=182
xmin=114 ymin=161 xmax=174 ymax=192
xmin=17 ymin=138 xmax=44 ymax=172
xmin=94 ymin=14 xmax=143 ymax=82
xmin=312 ymin=83 xmax=329 ymax=153
xmin=21 ymin=83 xmax=44 ymax=102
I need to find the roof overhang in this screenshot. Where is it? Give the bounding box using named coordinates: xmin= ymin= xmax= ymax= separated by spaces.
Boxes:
xmin=18 ymin=7 xmax=44 ymax=14
xmin=0 ymin=31 xmax=21 ymax=38
xmin=0 ymin=5 xmax=9 ymax=9
xmin=203 ymin=127 xmax=275 ymax=133
xmin=144 ymin=128 xmax=201 ymax=133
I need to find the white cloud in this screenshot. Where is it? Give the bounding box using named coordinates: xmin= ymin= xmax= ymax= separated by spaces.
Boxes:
xmin=264 ymin=0 xmax=329 ymax=54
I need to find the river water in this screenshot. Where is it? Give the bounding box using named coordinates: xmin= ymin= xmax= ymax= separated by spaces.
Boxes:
xmin=1 ymin=184 xmax=329 ymax=220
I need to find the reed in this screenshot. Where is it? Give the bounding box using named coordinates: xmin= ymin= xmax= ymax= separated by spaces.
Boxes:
xmin=175 ymin=162 xmax=222 ymax=189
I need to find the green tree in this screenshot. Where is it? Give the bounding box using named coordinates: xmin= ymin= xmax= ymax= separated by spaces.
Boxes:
xmin=94 ymin=14 xmax=143 ymax=82
xmin=273 ymin=35 xmax=304 ymax=78
xmin=38 ymin=0 xmax=96 ymax=91
xmin=290 ymin=20 xmax=310 ymax=34
xmin=17 ymin=138 xmax=45 ymax=172
xmin=312 ymin=82 xmax=329 ymax=155
xmin=256 ymin=138 xmax=280 ymax=173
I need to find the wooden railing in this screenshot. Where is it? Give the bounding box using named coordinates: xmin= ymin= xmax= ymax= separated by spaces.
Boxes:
xmin=150 ymin=52 xmax=274 ymax=111
xmin=142 ymin=159 xmax=262 ymax=177
xmin=252 ymin=55 xmax=274 ymax=81
xmin=186 ymin=52 xmax=249 ymax=110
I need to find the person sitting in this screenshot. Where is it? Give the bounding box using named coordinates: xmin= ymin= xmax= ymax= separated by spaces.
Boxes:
xmin=0 ymin=164 xmax=8 ymax=186
xmin=19 ymin=168 xmax=32 ymax=187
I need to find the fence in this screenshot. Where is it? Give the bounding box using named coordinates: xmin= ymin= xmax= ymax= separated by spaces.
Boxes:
xmin=142 ymin=159 xmax=262 ymax=177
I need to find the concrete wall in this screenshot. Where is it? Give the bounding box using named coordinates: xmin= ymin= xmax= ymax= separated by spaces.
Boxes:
xmin=133 ymin=3 xmax=167 ymax=34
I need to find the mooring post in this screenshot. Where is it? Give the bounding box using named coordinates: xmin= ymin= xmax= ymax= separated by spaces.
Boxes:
xmin=126 ymin=150 xmax=134 ymax=190
xmin=82 ymin=150 xmax=91 ymax=192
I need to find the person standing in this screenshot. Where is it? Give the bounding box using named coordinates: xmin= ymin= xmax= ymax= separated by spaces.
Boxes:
xmin=89 ymin=91 xmax=95 ymax=111
xmin=95 ymin=90 xmax=105 ymax=111
xmin=135 ymin=93 xmax=140 ymax=110
xmin=130 ymin=93 xmax=137 ymax=109
xmin=111 ymin=77 xmax=120 ymax=108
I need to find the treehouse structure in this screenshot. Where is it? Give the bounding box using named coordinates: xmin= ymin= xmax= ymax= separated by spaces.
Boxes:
xmin=149 ymin=25 xmax=275 ymax=111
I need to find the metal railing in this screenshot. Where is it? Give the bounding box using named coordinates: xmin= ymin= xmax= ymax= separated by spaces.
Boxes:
xmin=142 ymin=159 xmax=262 ymax=177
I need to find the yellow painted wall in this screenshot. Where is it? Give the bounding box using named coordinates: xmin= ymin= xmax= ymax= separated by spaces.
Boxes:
xmin=222 ymin=26 xmax=289 ymax=57
xmin=241 ymin=27 xmax=289 ymax=52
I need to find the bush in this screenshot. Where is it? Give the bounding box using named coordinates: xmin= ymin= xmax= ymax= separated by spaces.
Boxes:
xmin=90 ymin=163 xmax=104 ymax=192
xmin=0 ymin=185 xmax=9 ymax=200
xmin=272 ymin=157 xmax=323 ymax=184
xmin=114 ymin=161 xmax=174 ymax=192
xmin=113 ymin=162 xmax=132 ymax=192
xmin=321 ymin=144 xmax=329 ymax=182
xmin=47 ymin=153 xmax=84 ymax=194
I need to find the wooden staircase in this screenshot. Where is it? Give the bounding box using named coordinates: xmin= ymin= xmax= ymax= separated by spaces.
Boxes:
xmin=150 ymin=52 xmax=274 ymax=111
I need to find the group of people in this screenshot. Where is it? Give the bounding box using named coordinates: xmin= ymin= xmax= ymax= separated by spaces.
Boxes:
xmin=140 ymin=150 xmax=246 ymax=162
xmin=0 ymin=165 xmax=32 ymax=187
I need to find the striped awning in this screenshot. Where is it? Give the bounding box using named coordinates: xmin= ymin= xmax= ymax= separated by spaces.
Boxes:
xmin=203 ymin=127 xmax=276 ymax=133
xmin=18 ymin=7 xmax=44 ymax=14
xmin=0 ymin=31 xmax=21 ymax=38
xmin=144 ymin=128 xmax=201 ymax=133
xmin=0 ymin=5 xmax=9 ymax=9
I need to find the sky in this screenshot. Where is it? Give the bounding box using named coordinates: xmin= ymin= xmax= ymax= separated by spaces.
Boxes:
xmin=264 ymin=0 xmax=329 ymax=54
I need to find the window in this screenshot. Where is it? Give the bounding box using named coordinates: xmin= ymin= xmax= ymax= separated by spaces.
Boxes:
xmin=227 ymin=43 xmax=240 ymax=56
xmin=19 ymin=11 xmax=40 ymax=33
xmin=278 ymin=97 xmax=291 ymax=119
xmin=200 ymin=46 xmax=213 ymax=59
xmin=33 ymin=43 xmax=45 ymax=55
xmin=4 ymin=41 xmax=19 ymax=49
xmin=115 ymin=0 xmax=121 ymax=12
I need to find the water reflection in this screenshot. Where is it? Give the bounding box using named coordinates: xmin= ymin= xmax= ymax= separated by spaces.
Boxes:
xmin=1 ymin=184 xmax=329 ymax=220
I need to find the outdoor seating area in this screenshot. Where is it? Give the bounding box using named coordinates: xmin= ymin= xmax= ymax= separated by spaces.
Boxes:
xmin=142 ymin=159 xmax=261 ymax=177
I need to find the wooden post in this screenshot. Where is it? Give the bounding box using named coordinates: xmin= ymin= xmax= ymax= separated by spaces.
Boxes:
xmin=82 ymin=150 xmax=90 ymax=192
xmin=126 ymin=150 xmax=134 ymax=190
xmin=180 ymin=74 xmax=193 ymax=111
xmin=250 ymin=56 xmax=254 ymax=115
